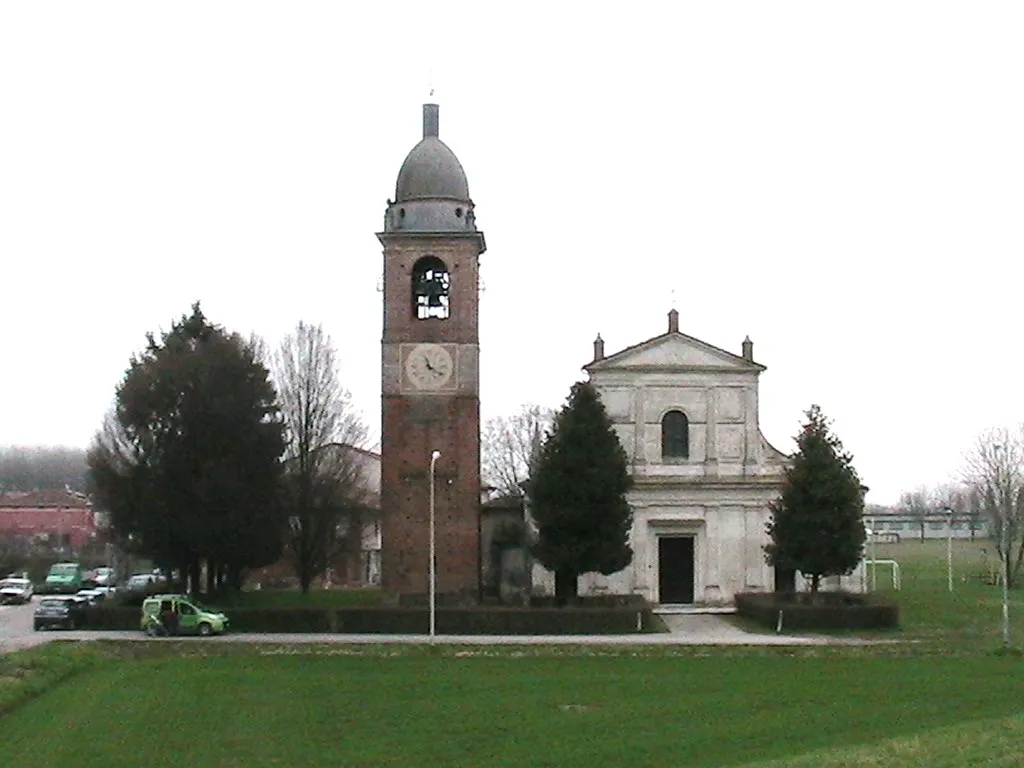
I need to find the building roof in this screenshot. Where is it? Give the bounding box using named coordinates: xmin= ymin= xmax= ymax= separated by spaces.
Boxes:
xmin=585 ymin=309 xmax=764 ymax=374
xmin=0 ymin=489 xmax=91 ymax=508
xmin=586 ymin=331 xmax=764 ymax=374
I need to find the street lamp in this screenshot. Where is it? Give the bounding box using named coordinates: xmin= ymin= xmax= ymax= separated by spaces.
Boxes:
xmin=867 ymin=517 xmax=876 ymax=591
xmin=940 ymin=506 xmax=954 ymax=593
xmin=429 ymin=450 xmax=441 ymax=641
xmin=994 ymin=443 xmax=1010 ymax=648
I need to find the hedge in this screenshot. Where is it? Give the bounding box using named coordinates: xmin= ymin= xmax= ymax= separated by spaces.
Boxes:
xmin=735 ymin=591 xmax=900 ymax=631
xmin=83 ymin=604 xmax=662 ymax=635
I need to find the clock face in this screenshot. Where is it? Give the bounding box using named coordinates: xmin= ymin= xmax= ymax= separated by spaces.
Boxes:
xmin=405 ymin=344 xmax=454 ymax=391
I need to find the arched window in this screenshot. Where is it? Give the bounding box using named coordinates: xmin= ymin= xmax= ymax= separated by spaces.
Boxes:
xmin=411 ymin=256 xmax=450 ymax=320
xmin=661 ymin=410 xmax=689 ymax=459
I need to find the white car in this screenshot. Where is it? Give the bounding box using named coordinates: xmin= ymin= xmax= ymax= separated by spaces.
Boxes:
xmin=91 ymin=566 xmax=117 ymax=587
xmin=0 ymin=577 xmax=35 ymax=605
xmin=125 ymin=573 xmax=161 ymax=592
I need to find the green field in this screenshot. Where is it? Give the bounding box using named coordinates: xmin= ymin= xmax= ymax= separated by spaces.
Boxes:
xmin=867 ymin=539 xmax=1024 ymax=648
xmin=2 ymin=645 xmax=1023 ymax=768
xmin=2 ymin=538 xmax=1024 ymax=767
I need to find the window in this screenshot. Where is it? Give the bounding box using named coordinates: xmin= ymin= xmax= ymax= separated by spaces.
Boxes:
xmin=661 ymin=410 xmax=689 ymax=459
xmin=412 ymin=256 xmax=450 ymax=320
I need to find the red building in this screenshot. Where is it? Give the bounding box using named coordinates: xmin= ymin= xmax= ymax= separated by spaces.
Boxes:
xmin=0 ymin=489 xmax=95 ymax=550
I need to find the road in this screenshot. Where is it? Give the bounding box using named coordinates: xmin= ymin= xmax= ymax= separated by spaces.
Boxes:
xmin=1 ymin=599 xmax=891 ymax=654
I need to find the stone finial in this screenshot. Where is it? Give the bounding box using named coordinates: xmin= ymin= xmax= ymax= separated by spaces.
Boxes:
xmin=423 ymin=103 xmax=439 ymax=138
xmin=668 ymin=308 xmax=679 ymax=334
xmin=742 ymin=336 xmax=753 ymax=362
xmin=593 ymin=334 xmax=605 ymax=361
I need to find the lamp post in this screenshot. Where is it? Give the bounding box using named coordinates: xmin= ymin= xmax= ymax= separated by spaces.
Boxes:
xmin=429 ymin=450 xmax=441 ymax=641
xmin=994 ymin=443 xmax=1010 ymax=648
xmin=941 ymin=506 xmax=954 ymax=593
xmin=867 ymin=518 xmax=876 ymax=591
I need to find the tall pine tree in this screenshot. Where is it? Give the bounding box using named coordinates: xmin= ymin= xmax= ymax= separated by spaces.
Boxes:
xmin=529 ymin=381 xmax=633 ymax=602
xmin=765 ymin=404 xmax=866 ymax=596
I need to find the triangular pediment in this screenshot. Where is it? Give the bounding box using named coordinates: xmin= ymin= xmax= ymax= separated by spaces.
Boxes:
xmin=586 ymin=333 xmax=763 ymax=372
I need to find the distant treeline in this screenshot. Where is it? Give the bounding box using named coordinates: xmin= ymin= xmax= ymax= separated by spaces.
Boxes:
xmin=0 ymin=446 xmax=88 ymax=493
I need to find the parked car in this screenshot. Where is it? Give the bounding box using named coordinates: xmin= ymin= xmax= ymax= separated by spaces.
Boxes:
xmin=43 ymin=562 xmax=85 ymax=594
xmin=125 ymin=573 xmax=162 ymax=593
xmin=0 ymin=576 xmax=34 ymax=605
xmin=75 ymin=588 xmax=107 ymax=607
xmin=33 ymin=596 xmax=89 ymax=630
xmin=140 ymin=595 xmax=229 ymax=637
xmin=89 ymin=566 xmax=116 ymax=587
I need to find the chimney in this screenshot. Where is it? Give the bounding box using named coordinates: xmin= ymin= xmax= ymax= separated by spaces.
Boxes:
xmin=668 ymin=308 xmax=679 ymax=334
xmin=593 ymin=334 xmax=605 ymax=361
xmin=742 ymin=336 xmax=753 ymax=362
xmin=423 ymin=103 xmax=439 ymax=138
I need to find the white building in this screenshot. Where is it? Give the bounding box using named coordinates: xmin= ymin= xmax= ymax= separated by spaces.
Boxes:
xmin=534 ymin=309 xmax=864 ymax=606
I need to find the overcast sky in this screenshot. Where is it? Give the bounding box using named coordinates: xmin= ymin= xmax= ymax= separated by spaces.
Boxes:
xmin=2 ymin=3 xmax=1022 ymax=505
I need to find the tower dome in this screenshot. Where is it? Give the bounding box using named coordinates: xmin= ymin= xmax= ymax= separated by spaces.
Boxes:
xmin=383 ymin=103 xmax=479 ymax=235
xmin=395 ymin=104 xmax=470 ymax=201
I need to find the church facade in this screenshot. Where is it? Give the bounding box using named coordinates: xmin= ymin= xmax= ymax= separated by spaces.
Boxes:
xmin=533 ymin=310 xmax=791 ymax=606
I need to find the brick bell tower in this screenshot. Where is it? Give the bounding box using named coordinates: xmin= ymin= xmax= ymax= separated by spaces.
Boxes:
xmin=377 ymin=103 xmax=486 ymax=600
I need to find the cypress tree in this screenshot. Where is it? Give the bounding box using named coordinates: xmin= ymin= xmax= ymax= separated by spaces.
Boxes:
xmin=529 ymin=381 xmax=633 ymax=602
xmin=765 ymin=404 xmax=866 ymax=596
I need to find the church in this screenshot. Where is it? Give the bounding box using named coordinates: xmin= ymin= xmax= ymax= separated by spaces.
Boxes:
xmin=375 ymin=102 xmax=859 ymax=607
xmin=531 ymin=314 xmax=790 ymax=606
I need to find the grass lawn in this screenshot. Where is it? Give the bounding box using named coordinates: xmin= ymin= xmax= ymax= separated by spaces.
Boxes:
xmin=868 ymin=539 xmax=1024 ymax=649
xmin=2 ymin=645 xmax=1023 ymax=768
xmin=4 ymin=539 xmax=1024 ymax=766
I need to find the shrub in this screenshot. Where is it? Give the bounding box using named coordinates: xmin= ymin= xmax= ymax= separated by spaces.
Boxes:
xmin=83 ymin=605 xmax=140 ymax=630
xmin=529 ymin=594 xmax=645 ymax=609
xmin=84 ymin=605 xmax=661 ymax=635
xmin=735 ymin=591 xmax=899 ymax=631
xmin=227 ymin=608 xmax=333 ymax=633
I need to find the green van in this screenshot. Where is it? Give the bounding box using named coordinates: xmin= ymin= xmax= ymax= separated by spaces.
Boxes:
xmin=140 ymin=595 xmax=229 ymax=637
xmin=44 ymin=562 xmax=85 ymax=594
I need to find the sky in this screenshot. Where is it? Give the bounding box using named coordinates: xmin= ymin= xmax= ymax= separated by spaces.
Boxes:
xmin=1 ymin=2 xmax=1022 ymax=506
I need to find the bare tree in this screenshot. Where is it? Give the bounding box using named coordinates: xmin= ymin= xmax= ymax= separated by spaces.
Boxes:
xmin=481 ymin=404 xmax=554 ymax=496
xmin=963 ymin=426 xmax=1024 ymax=590
xmin=273 ymin=322 xmax=371 ymax=593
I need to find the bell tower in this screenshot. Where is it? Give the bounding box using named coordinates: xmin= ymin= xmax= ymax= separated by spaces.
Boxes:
xmin=377 ymin=103 xmax=486 ymax=599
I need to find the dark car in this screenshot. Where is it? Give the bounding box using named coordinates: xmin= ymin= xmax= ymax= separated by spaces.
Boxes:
xmin=33 ymin=596 xmax=89 ymax=631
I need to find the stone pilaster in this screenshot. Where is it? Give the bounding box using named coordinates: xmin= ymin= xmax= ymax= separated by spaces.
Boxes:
xmin=704 ymin=386 xmax=719 ymax=475
xmin=633 ymin=386 xmax=646 ymax=465
xmin=743 ymin=386 xmax=759 ymax=469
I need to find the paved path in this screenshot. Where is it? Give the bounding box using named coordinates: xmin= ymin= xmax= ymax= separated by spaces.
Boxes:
xmin=1 ymin=601 xmax=889 ymax=654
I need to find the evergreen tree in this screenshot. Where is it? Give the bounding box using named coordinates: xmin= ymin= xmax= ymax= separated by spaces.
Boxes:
xmin=765 ymin=404 xmax=866 ymax=596
xmin=88 ymin=303 xmax=286 ymax=591
xmin=529 ymin=381 xmax=633 ymax=602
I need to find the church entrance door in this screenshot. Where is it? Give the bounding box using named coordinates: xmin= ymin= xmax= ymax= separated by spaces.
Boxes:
xmin=658 ymin=536 xmax=695 ymax=604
